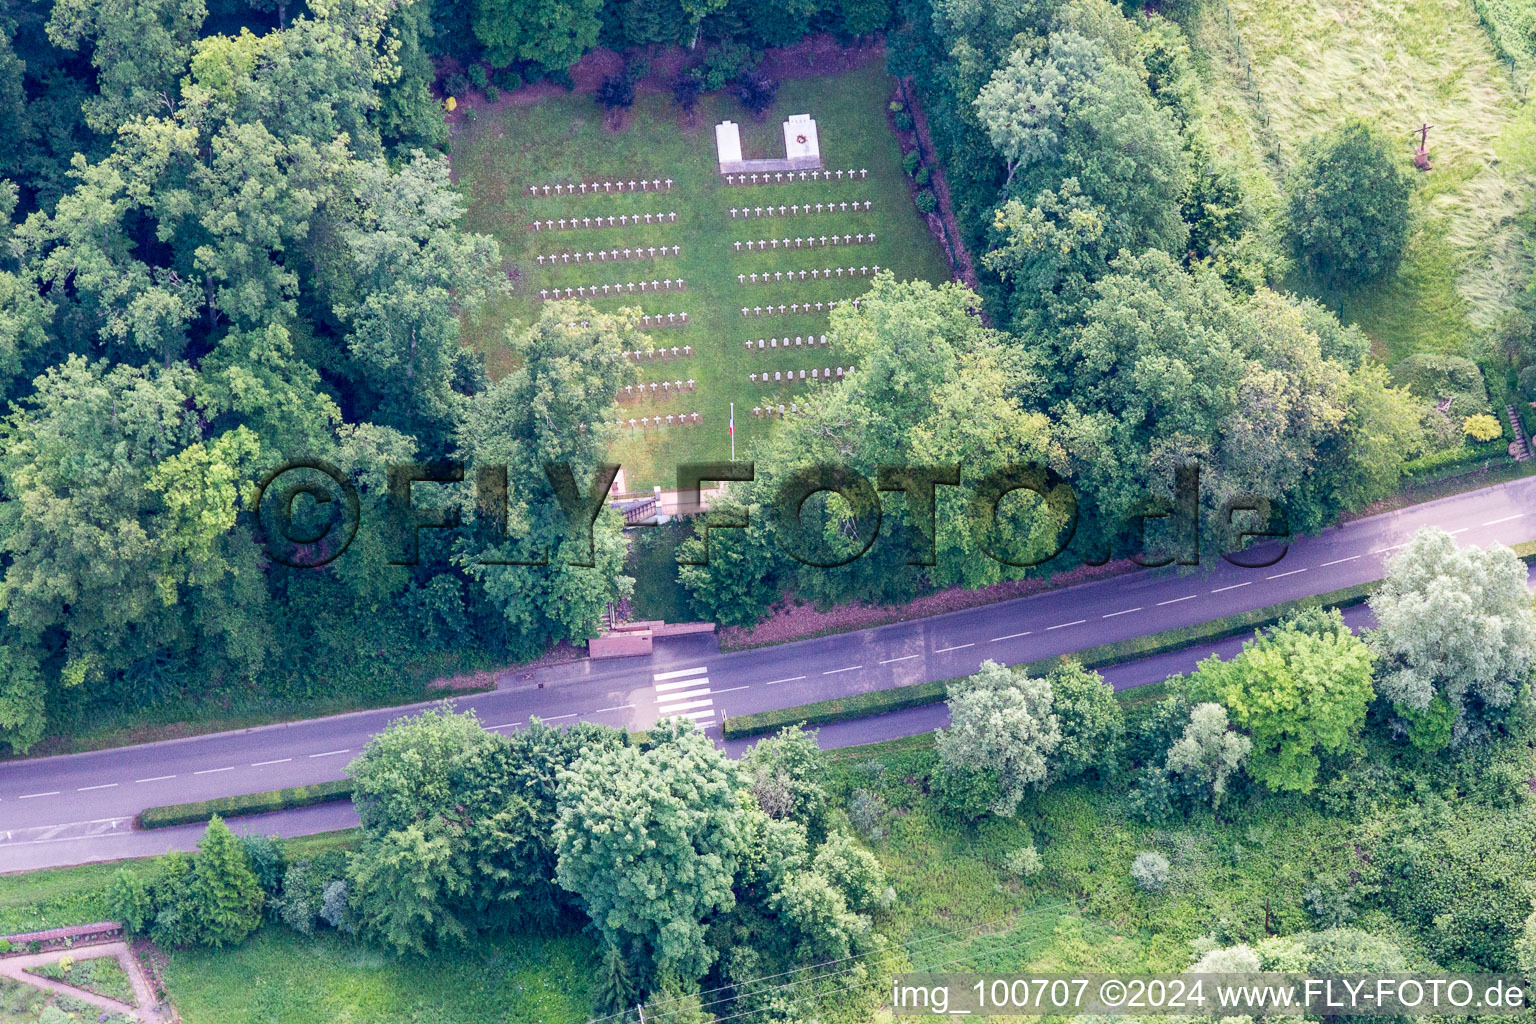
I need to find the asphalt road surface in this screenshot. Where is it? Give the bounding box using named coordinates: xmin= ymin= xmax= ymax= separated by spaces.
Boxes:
xmin=2 ymin=475 xmax=1532 ymax=870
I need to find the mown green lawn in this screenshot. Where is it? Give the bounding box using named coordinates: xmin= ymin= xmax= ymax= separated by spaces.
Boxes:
xmin=450 ymin=59 xmax=952 ymax=490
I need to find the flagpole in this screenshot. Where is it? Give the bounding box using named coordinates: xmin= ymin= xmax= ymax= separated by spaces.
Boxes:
xmin=730 ymin=402 xmax=735 ymax=461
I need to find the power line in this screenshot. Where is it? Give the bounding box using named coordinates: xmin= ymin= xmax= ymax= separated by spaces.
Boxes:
xmin=589 ymin=896 xmax=1089 ymax=1024
xmin=681 ymin=909 xmax=1073 ymax=1024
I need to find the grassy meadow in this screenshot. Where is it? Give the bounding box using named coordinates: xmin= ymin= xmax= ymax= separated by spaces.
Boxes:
xmin=450 ymin=59 xmax=953 ymax=490
xmin=1188 ymin=0 xmax=1536 ymax=363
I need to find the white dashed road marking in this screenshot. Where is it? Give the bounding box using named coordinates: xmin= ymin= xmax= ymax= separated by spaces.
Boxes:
xmin=1156 ymin=595 xmax=1197 ymax=606
xmin=934 ymin=643 xmax=975 ymax=653
xmin=1046 ymin=620 xmax=1086 ymax=630
xmin=1103 ymin=608 xmax=1142 ymax=618
xmin=1267 ymin=569 xmax=1307 ymax=579
xmin=252 ymin=758 xmax=292 ymax=766
xmin=879 ymin=654 xmax=919 ymax=664
xmin=1321 ymin=555 xmax=1361 ymax=566
xmin=989 ymin=631 xmax=1031 ymax=642
xmin=764 ymin=675 xmax=806 ymax=685
xmin=1210 ymin=582 xmax=1251 ymax=594
xmin=1484 ymin=513 xmax=1525 ymax=526
xmin=822 ymin=666 xmax=863 ymax=675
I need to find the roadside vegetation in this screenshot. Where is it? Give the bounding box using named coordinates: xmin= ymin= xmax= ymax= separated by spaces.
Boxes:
xmin=0 ymin=529 xmax=1521 ymax=1024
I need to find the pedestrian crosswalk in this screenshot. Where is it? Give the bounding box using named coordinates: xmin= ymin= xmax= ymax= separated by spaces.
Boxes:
xmin=654 ymin=666 xmax=716 ymax=725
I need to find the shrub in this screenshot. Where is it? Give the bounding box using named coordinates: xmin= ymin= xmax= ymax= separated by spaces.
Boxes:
xmin=888 ymin=100 xmax=905 ymax=113
xmin=320 ymin=880 xmax=357 ymax=934
xmin=847 ymin=788 xmax=889 ymax=841
xmin=483 ymin=84 xmax=499 ymax=102
xmin=493 ymin=67 xmax=522 ymax=91
xmin=1463 ymin=413 xmax=1503 ymax=441
xmin=1284 ymin=118 xmax=1411 ymax=285
xmin=1003 ymin=844 xmax=1044 ymax=878
xmin=1127 ymin=766 xmax=1177 ymax=823
xmin=1303 ymin=879 xmax=1355 ymax=928
xmin=466 ymin=64 xmax=487 ymax=91
xmin=1519 ymin=364 xmax=1536 ymax=400
xmin=902 ymin=149 xmax=921 ymax=177
xmin=914 ymin=166 xmax=930 ymax=186
xmin=1378 ymin=804 xmax=1536 ymax=970
xmin=0 ymin=939 xmax=10 ymax=953
xmin=596 ymin=73 xmax=636 ymax=111
xmin=107 ymin=869 xmax=153 ymax=933
xmin=1392 ymin=353 xmax=1490 ymax=415
xmin=550 ymin=69 xmax=575 ymax=91
xmin=1516 ymin=906 xmax=1536 ymax=982
xmin=1131 ymin=851 xmax=1171 ymax=892
xmin=699 ymin=43 xmax=759 ymax=92
xmin=672 ymin=74 xmax=702 ymax=113
xmin=736 ymin=72 xmax=779 ymax=116
xmin=187 ymin=817 xmax=266 ymax=947
xmin=894 ymin=110 xmax=915 ymax=132
xmin=238 ymin=834 xmax=288 ymax=900
xmin=915 ymin=189 xmax=938 ymax=214
xmin=443 ymin=72 xmax=471 ymax=99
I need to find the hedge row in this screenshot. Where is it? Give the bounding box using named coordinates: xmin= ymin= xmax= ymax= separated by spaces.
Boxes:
xmin=137 ymin=778 xmax=354 ymax=830
xmin=720 ymin=581 xmax=1377 ymax=739
xmin=1402 ymin=440 xmax=1508 ymax=480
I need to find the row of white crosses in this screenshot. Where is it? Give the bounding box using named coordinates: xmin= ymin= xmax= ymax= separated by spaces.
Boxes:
xmin=615 ymin=412 xmax=703 ymax=429
xmin=562 ymin=314 xmax=690 ymax=332
xmin=754 ymin=403 xmax=808 ymax=417
xmin=536 ymin=245 xmax=679 ymax=265
xmin=739 ymin=266 xmax=879 ymax=285
xmin=750 ymin=367 xmax=853 ymax=384
xmin=529 ymin=179 xmax=673 ymax=196
xmin=742 ymin=299 xmax=862 ymax=317
xmin=530 ymin=212 xmax=677 ymax=231
xmin=724 ymin=169 xmax=867 ymax=185
xmin=737 ymin=234 xmax=874 ymax=251
xmin=539 ymin=279 xmax=685 ymax=300
xmin=624 ymin=345 xmax=693 ymax=360
xmin=731 ymin=201 xmax=872 ymax=218
xmin=619 ymin=379 xmax=696 ymax=401
xmin=743 ymin=335 xmax=832 ymax=350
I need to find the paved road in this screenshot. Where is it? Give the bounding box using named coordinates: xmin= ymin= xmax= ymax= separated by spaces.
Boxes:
xmin=2 ymin=476 xmax=1532 ymax=870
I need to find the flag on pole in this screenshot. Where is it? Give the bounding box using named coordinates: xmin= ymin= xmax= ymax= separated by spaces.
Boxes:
xmin=729 ymin=404 xmax=735 ymax=437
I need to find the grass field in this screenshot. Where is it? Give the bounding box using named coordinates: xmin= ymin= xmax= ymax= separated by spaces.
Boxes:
xmin=162 ymin=930 xmax=594 ymax=1024
xmin=1189 ymin=0 xmax=1536 ymax=363
xmin=450 ymin=59 xmax=953 ymax=490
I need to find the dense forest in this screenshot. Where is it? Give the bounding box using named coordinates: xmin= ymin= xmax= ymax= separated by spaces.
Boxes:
xmin=2 ymin=0 xmax=1534 ymax=754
